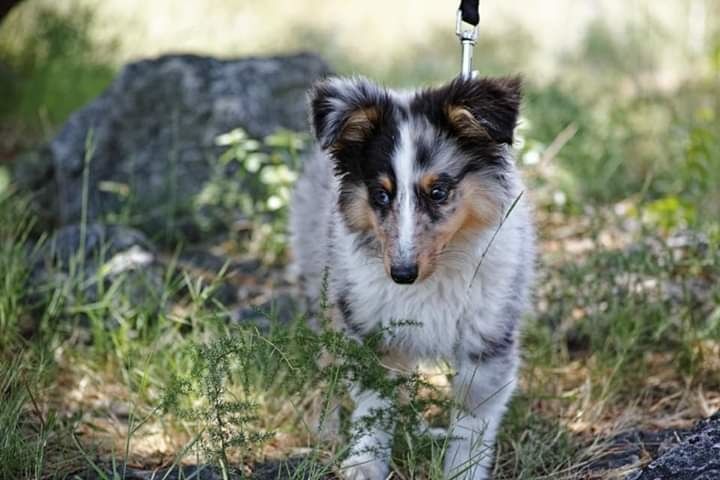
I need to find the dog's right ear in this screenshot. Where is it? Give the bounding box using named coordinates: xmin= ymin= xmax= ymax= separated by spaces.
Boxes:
xmin=309 ymin=77 xmax=391 ymax=153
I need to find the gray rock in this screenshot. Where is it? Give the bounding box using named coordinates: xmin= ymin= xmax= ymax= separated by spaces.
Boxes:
xmin=178 ymin=248 xmax=262 ymax=280
xmin=47 ymin=223 xmax=154 ymax=266
xmin=28 ymin=53 xmax=329 ymax=234
xmin=626 ymin=413 xmax=720 ymax=480
xmin=11 ymin=146 xmax=57 ymax=226
xmin=587 ymin=428 xmax=683 ymax=473
xmin=34 ymin=223 xmax=164 ymax=311
xmin=232 ymin=291 xmax=300 ymax=332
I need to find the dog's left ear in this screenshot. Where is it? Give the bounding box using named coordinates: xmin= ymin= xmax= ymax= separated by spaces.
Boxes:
xmin=308 ymin=77 xmax=391 ymax=153
xmin=419 ymin=76 xmax=522 ymax=145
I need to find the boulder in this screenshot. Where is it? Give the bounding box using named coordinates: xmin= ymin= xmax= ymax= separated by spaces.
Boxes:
xmin=34 ymin=223 xmax=265 ymax=312
xmin=20 ymin=53 xmax=330 ymax=236
xmin=47 ymin=223 xmax=154 ymax=267
xmin=32 ymin=223 xmax=164 ymax=314
xmin=231 ymin=291 xmax=300 ymax=332
xmin=626 ymin=413 xmax=720 ymax=480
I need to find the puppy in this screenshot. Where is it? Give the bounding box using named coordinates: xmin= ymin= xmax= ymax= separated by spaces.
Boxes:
xmin=290 ymin=75 xmax=535 ymax=479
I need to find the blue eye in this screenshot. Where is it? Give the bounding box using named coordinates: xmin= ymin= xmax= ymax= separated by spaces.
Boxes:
xmin=372 ymin=189 xmax=391 ymax=207
xmin=430 ymin=186 xmax=449 ymax=202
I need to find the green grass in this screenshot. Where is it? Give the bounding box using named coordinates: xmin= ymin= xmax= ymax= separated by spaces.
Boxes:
xmin=0 ymin=4 xmax=116 ymax=131
xmin=2 ymin=147 xmax=719 ymax=480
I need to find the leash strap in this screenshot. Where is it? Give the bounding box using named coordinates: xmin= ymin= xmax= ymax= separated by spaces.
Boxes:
xmin=456 ymin=0 xmax=480 ymax=78
xmin=459 ymin=0 xmax=480 ymax=26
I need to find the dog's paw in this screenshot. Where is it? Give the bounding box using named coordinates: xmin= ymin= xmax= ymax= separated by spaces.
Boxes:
xmin=427 ymin=426 xmax=448 ymax=439
xmin=340 ymin=456 xmax=389 ymax=480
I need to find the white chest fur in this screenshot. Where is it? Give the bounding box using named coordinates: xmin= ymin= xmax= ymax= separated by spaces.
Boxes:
xmin=332 ymin=230 xmax=502 ymax=360
xmin=348 ymin=266 xmax=469 ymax=358
xmin=328 ymin=202 xmax=530 ymax=362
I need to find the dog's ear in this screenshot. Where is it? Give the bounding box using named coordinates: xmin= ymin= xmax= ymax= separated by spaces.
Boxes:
xmin=309 ymin=77 xmax=392 ymax=152
xmin=419 ymin=76 xmax=522 ymax=145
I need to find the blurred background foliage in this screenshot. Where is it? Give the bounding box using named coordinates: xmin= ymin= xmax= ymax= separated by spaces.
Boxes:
xmin=0 ymin=0 xmax=718 ymax=237
xmin=203 ymin=129 xmax=305 ymax=263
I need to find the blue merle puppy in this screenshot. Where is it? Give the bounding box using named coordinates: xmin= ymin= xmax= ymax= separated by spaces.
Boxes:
xmin=290 ymin=75 xmax=535 ymax=480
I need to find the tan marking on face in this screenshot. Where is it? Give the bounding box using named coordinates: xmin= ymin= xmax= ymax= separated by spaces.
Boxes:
xmin=414 ymin=206 xmax=468 ymax=281
xmin=344 ymin=172 xmax=503 ymax=284
xmin=418 ymin=173 xmax=439 ymax=193
xmin=340 ymin=181 xmax=398 ymax=281
xmin=457 ymin=177 xmax=504 ymax=232
xmin=446 ymin=105 xmax=490 ymax=139
xmin=413 ymin=174 xmax=503 ymax=281
xmin=342 ymin=185 xmax=374 ymax=231
xmin=378 ymin=174 xmax=393 ymax=193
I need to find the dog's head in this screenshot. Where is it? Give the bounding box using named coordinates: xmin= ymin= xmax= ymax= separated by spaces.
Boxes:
xmin=310 ymin=76 xmax=521 ymax=284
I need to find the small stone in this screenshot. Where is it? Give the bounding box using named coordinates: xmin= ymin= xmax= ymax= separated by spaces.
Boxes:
xmin=30 ymin=224 xmax=165 ymax=322
xmin=625 ymin=413 xmax=720 ymax=480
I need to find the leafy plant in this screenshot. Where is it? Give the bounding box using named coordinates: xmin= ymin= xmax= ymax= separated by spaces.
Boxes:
xmin=195 ymin=128 xmax=306 ymax=263
xmin=162 ymin=336 xmax=274 ymax=478
xmin=158 ymin=287 xmax=458 ymax=478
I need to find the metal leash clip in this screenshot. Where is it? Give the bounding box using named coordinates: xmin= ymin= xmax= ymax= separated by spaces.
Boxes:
xmin=456 ymin=9 xmax=479 ymax=79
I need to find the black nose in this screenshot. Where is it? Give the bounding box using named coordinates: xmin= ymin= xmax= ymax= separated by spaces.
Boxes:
xmin=390 ymin=263 xmax=418 ymax=284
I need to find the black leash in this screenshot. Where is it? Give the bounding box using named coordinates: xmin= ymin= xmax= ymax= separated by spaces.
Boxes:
xmin=456 ymin=0 xmax=480 ymax=78
xmin=459 ymin=0 xmax=480 ymax=26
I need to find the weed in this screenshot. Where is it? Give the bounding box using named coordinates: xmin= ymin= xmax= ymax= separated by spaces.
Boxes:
xmin=197 ymin=128 xmax=306 ymax=263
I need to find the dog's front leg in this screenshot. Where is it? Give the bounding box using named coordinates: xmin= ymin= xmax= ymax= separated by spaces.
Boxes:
xmin=341 ymin=386 xmax=394 ymax=480
xmin=444 ymin=356 xmax=518 ymax=480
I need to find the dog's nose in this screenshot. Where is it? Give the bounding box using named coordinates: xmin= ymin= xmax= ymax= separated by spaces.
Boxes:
xmin=390 ymin=263 xmax=418 ymax=284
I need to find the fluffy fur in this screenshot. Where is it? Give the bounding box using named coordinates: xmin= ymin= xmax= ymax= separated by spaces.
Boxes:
xmin=290 ymin=75 xmax=535 ymax=480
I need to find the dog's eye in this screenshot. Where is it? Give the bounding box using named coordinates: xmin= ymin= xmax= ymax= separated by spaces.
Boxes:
xmin=371 ymin=189 xmax=391 ymax=207
xmin=429 ymin=186 xmax=449 ymax=203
